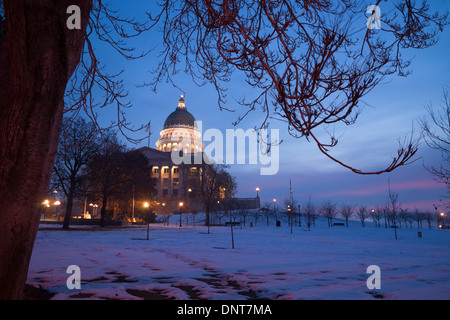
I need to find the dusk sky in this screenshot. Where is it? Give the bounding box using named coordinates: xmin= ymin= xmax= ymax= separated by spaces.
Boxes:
xmin=92 ymin=0 xmax=450 ymax=212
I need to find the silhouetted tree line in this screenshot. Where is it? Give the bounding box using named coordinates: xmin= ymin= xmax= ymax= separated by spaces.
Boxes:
xmin=50 ymin=116 xmax=155 ymax=228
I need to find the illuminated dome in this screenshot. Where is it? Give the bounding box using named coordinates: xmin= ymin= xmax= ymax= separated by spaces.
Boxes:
xmin=156 ymin=96 xmax=203 ymax=153
xmin=163 ymin=97 xmax=197 ymax=129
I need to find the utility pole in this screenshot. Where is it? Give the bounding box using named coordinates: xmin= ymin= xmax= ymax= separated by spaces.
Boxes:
xmin=146 ymin=121 xmax=152 ymax=148
xmin=132 ymin=184 xmax=135 ymax=222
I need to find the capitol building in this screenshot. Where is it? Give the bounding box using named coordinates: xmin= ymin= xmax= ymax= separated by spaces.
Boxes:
xmin=136 ymin=95 xmax=260 ymax=209
xmin=137 ymin=96 xmax=203 ymax=200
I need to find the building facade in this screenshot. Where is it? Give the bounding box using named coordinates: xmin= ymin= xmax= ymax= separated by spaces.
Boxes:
xmin=137 ymin=95 xmax=260 ymax=209
xmin=137 ymin=96 xmax=203 ymax=200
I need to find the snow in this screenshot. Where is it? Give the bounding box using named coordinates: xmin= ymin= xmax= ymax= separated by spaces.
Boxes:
xmin=27 ymin=217 xmax=450 ymax=300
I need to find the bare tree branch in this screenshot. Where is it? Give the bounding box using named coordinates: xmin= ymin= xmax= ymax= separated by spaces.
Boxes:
xmin=146 ymin=0 xmax=448 ymax=174
xmin=64 ymin=0 xmax=154 ymax=144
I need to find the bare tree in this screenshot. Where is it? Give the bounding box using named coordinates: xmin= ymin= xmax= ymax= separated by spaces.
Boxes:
xmin=420 ymin=86 xmax=450 ymax=207
xmin=371 ymin=206 xmax=384 ymax=228
xmin=84 ymin=138 xmax=153 ymax=227
xmin=413 ymin=209 xmax=424 ymax=229
xmin=304 ymin=198 xmax=318 ymax=230
xmin=283 ymin=197 xmax=297 ymax=231
xmin=0 ymin=0 xmax=92 ymax=299
xmin=148 ymin=0 xmax=448 ymax=175
xmin=214 ymin=210 xmax=228 ymax=225
xmin=424 ymin=211 xmax=433 ymax=229
xmin=261 ymin=201 xmax=276 ymax=226
xmin=252 ymin=209 xmax=261 ymax=227
xmin=387 ymin=184 xmax=400 ymax=239
xmin=399 ymin=208 xmax=408 ymax=228
xmin=0 ymin=0 xmax=153 ymax=298
xmin=405 ymin=209 xmax=415 ymax=228
xmin=321 ymin=199 xmax=338 ymax=227
xmin=237 ymin=207 xmax=251 ymax=227
xmin=0 ymin=0 xmax=447 ymax=300
xmin=356 ymin=206 xmax=370 ymax=228
xmin=196 ymin=163 xmax=236 ymax=230
xmin=340 ymin=203 xmax=354 ymax=227
xmin=51 ymin=117 xmax=100 ymax=229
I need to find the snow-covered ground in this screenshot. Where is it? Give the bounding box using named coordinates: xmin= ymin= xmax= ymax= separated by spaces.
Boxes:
xmin=27 ymin=217 xmax=450 ymax=300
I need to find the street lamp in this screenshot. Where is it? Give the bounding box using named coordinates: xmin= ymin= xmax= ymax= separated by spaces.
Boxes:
xmin=440 ymin=212 xmax=447 ymax=229
xmin=179 ymin=202 xmax=184 ymax=227
xmin=187 ymin=188 xmax=192 ymax=226
xmin=161 ymin=202 xmax=166 ymax=226
xmin=143 ymin=202 xmax=151 ymax=240
xmin=256 ymin=187 xmax=260 ymax=198
xmin=53 ymin=200 xmax=61 ymax=218
xmin=89 ymin=203 xmax=98 ymax=218
xmin=41 ymin=200 xmax=50 ymax=219
xmin=273 ymin=198 xmax=276 ymax=212
xmin=287 ymin=205 xmax=292 ymax=234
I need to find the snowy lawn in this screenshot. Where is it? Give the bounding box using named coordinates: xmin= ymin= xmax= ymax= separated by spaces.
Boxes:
xmin=27 ymin=218 xmax=450 ymax=300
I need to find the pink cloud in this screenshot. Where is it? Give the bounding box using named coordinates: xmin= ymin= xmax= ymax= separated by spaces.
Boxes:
xmin=317 ymin=179 xmax=443 ymax=198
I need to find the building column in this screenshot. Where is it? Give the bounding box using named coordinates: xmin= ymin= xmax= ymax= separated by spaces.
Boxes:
xmin=184 ymin=166 xmax=190 ymax=199
xmin=158 ymin=166 xmax=162 ymax=198
xmin=178 ymin=166 xmax=184 ymax=199
xmin=168 ymin=166 xmax=172 ymax=198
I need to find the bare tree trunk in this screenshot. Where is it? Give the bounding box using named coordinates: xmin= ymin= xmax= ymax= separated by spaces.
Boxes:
xmin=0 ymin=0 xmax=91 ymax=299
xmin=100 ymin=197 xmax=108 ymax=228
xmin=62 ymin=185 xmax=75 ymax=230
xmin=205 ymin=204 xmax=210 ymax=233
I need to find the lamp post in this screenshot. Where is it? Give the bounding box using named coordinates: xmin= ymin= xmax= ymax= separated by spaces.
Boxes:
xmin=440 ymin=212 xmax=447 ymax=229
xmin=144 ymin=202 xmax=150 ymax=240
xmin=89 ymin=203 xmax=98 ymax=218
xmin=187 ymin=188 xmax=192 ymax=226
xmin=179 ymin=202 xmax=184 ymax=227
xmin=132 ymin=184 xmax=136 ymax=222
xmin=273 ymin=198 xmax=276 ymax=212
xmin=287 ymin=205 xmax=292 ymax=234
xmin=42 ymin=200 xmax=50 ymax=219
xmin=162 ymin=202 xmax=166 ymax=226
xmin=53 ymin=200 xmax=61 ymax=218
xmin=256 ymin=187 xmax=260 ymax=198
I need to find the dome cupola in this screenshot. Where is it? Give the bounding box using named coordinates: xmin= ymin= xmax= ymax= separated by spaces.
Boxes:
xmin=163 ymin=96 xmax=197 ymax=129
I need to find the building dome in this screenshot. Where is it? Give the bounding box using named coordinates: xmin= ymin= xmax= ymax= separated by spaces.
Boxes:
xmin=163 ymin=96 xmax=197 ymax=129
xmin=156 ymin=96 xmax=203 ymax=153
xmin=163 ymin=108 xmax=196 ymax=129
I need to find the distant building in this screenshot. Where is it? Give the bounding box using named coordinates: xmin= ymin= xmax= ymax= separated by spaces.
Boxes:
xmin=136 ymin=96 xmax=259 ymax=209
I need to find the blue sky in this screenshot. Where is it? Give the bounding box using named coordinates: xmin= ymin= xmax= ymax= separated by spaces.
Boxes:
xmin=92 ymin=0 xmax=450 ymax=211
